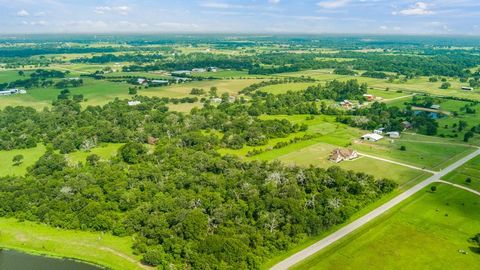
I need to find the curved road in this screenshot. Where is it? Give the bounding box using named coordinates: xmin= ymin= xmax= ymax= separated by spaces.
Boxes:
xmin=271 ymin=148 xmax=480 ymax=270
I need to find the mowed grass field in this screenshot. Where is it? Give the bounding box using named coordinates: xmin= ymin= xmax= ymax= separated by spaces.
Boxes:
xmin=444 ymin=155 xmax=480 ymax=192
xmin=352 ymin=134 xmax=476 ymax=170
xmin=258 ymin=82 xmax=318 ymax=94
xmin=0 ymin=143 xmax=125 ymax=177
xmin=220 ymin=115 xmax=428 ymax=186
xmin=0 ymin=144 xmax=46 ymax=177
xmin=0 ymin=76 xmax=262 ymax=110
xmin=0 ymin=218 xmax=144 ymax=270
xmin=292 ymin=184 xmax=480 ymax=270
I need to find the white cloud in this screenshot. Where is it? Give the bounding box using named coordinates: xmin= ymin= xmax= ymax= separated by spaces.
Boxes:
xmin=94 ymin=6 xmax=131 ymax=15
xmin=17 ymin=10 xmax=30 ymax=17
xmin=269 ymin=0 xmax=280 ymax=4
xmin=34 ymin=12 xmax=46 ymax=17
xmin=317 ymin=0 xmax=350 ymax=9
xmin=395 ymin=2 xmax=434 ymax=16
xmin=379 ymin=25 xmax=388 ymax=30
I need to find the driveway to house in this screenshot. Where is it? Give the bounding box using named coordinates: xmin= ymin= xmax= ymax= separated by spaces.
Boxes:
xmin=270 ymin=148 xmax=480 ymax=270
xmin=436 ymin=180 xmax=480 ymax=196
xmin=357 ymin=152 xmax=436 ymax=173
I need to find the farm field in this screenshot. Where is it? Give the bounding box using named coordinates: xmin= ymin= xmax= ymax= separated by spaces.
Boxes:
xmin=352 ymin=135 xmax=476 ymax=170
xmin=0 ymin=218 xmax=143 ymax=270
xmin=0 ymin=144 xmax=46 ymax=177
xmin=258 ymin=82 xmax=318 ymax=94
xmin=370 ymin=77 xmax=480 ymax=101
xmin=274 ymin=142 xmax=426 ymax=186
xmin=292 ymin=184 xmax=480 ymax=270
xmin=444 ymin=155 xmax=480 ymax=192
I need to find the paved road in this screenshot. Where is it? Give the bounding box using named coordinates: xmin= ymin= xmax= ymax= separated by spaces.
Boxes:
xmin=271 ymin=148 xmax=480 ymax=270
xmin=436 ymin=180 xmax=480 ymax=196
xmin=358 ymin=152 xmax=436 ymax=174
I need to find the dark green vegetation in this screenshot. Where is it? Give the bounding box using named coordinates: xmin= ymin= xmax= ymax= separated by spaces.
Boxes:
xmin=0 ymin=99 xmax=397 ymax=269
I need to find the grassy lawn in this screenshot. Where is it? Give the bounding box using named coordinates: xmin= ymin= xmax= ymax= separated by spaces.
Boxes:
xmin=258 ymin=82 xmax=318 ymax=94
xmin=142 ymin=79 xmax=262 ymax=98
xmin=0 ymin=144 xmax=46 ymax=177
xmin=274 ymin=142 xmax=424 ymax=186
xmin=371 ymin=77 xmax=480 ymax=101
xmin=66 ymin=143 xmax=124 ymax=165
xmin=352 ymin=134 xmax=475 ymax=170
xmin=444 ymin=155 xmax=480 ymax=192
xmin=0 ymin=218 xmax=144 ymax=270
xmin=292 ymin=183 xmax=480 ymax=270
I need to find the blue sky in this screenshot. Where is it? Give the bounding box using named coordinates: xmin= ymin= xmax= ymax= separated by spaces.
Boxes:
xmin=0 ymin=0 xmax=479 ymax=35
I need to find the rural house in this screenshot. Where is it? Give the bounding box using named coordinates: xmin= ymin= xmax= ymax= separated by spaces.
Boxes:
xmin=363 ymin=94 xmax=375 ymax=101
xmin=461 ymin=86 xmax=474 ymax=91
xmin=330 ymin=148 xmax=359 ymax=163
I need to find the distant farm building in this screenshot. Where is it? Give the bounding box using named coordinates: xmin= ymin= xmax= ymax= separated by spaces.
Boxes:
xmin=329 ymin=148 xmax=359 ymax=163
xmin=461 ymin=86 xmax=474 ymax=91
xmin=0 ymin=89 xmax=26 ymax=96
xmin=340 ymin=100 xmax=353 ymax=109
xmin=192 ymin=68 xmax=207 ymax=73
xmin=211 ymin=97 xmax=222 ymax=103
xmin=430 ymin=104 xmax=441 ymax=110
xmin=208 ymin=67 xmax=218 ymax=72
xmin=362 ymin=133 xmax=384 ymax=142
xmin=137 ymin=78 xmax=148 ymax=85
xmin=128 ymin=101 xmax=141 ymax=106
xmin=363 ymin=94 xmax=375 ymax=101
xmin=150 ymin=80 xmax=169 ymax=86
xmin=402 ymin=121 xmax=412 ymax=130
xmin=386 ymin=131 xmax=400 ymax=138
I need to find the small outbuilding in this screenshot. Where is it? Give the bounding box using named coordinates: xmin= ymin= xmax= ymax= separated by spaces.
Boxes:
xmin=461 ymin=86 xmax=474 ymax=91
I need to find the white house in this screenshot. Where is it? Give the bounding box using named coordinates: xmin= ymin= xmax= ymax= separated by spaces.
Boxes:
xmin=208 ymin=67 xmax=218 ymax=72
xmin=171 ymin=70 xmax=191 ymax=76
xmin=362 ymin=133 xmax=384 ymax=142
xmin=430 ymin=105 xmax=441 ymax=110
xmin=128 ymin=101 xmax=141 ymax=106
xmin=386 ymin=131 xmax=400 ymax=138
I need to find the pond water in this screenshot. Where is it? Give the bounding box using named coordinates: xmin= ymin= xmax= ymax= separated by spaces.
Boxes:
xmin=0 ymin=250 xmax=104 ymax=270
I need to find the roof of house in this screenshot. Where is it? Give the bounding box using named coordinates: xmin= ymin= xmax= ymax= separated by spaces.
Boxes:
xmin=362 ymin=133 xmax=384 ymax=140
xmin=331 ymin=148 xmax=356 ymax=160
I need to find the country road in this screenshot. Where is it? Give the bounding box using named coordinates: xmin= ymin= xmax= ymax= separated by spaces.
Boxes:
xmin=271 ymin=148 xmax=480 ymax=270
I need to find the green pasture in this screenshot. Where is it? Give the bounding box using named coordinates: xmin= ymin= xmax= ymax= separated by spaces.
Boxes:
xmin=352 ymin=134 xmax=475 ymax=170
xmin=444 ymin=155 xmax=480 ymax=192
xmin=293 ymin=184 xmax=480 ymax=270
xmin=0 ymin=218 xmax=144 ymax=270
xmin=258 ymin=82 xmax=318 ymax=94
xmin=66 ymin=143 xmax=124 ymax=165
xmin=0 ymin=144 xmax=46 ymax=177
